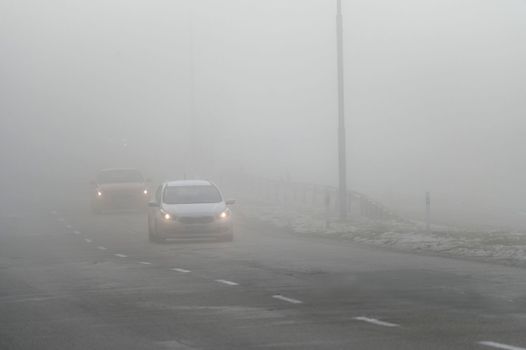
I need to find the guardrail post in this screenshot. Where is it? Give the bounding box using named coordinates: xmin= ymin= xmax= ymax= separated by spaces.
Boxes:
xmin=325 ymin=189 xmax=331 ymax=229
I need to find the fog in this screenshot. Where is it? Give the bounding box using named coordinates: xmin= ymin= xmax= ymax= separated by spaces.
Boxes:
xmin=2 ymin=0 xmax=526 ymax=228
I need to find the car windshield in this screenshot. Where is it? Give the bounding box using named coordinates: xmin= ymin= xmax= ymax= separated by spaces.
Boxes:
xmin=97 ymin=169 xmax=144 ymax=184
xmin=163 ymin=185 xmax=222 ymax=204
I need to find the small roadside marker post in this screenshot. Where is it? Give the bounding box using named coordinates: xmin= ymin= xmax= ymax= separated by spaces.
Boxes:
xmin=425 ymin=191 xmax=431 ymax=233
xmin=325 ymin=190 xmax=331 ymax=230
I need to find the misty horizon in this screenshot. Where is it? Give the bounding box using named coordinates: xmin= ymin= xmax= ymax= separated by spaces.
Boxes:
xmin=2 ymin=0 xmax=525 ymax=228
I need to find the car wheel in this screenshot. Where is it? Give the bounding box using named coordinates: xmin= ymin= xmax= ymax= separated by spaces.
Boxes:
xmin=222 ymin=228 xmax=234 ymax=242
xmin=91 ymin=204 xmax=102 ymax=215
xmin=148 ymin=221 xmax=156 ymax=242
xmin=148 ymin=219 xmax=164 ymax=243
xmin=148 ymin=231 xmax=161 ymax=243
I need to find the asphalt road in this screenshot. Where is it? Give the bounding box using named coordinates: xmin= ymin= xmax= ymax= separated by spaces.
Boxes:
xmin=1 ymin=201 xmax=526 ymax=350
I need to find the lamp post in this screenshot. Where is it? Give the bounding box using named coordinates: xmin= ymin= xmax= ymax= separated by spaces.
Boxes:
xmin=336 ymin=0 xmax=348 ymax=219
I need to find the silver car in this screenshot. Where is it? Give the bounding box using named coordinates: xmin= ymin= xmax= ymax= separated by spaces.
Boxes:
xmin=147 ymin=180 xmax=235 ymax=243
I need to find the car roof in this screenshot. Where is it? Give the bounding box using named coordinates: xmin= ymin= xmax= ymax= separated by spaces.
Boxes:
xmin=164 ymin=180 xmax=212 ymax=187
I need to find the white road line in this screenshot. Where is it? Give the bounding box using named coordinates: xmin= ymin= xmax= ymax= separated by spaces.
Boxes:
xmin=57 ymin=218 xmax=65 ymax=222
xmin=478 ymin=341 xmax=526 ymax=350
xmin=65 ymin=224 xmax=72 ymax=229
xmin=73 ymin=230 xmax=81 ymax=235
xmin=272 ymin=295 xmax=303 ymax=304
xmin=139 ymin=261 xmax=152 ymax=265
xmin=97 ymin=246 xmax=107 ymax=250
xmin=353 ymin=316 xmax=399 ymax=328
xmin=84 ymin=238 xmax=92 ymax=243
xmin=51 ymin=210 xmax=57 ymax=215
xmin=215 ymin=279 xmax=239 ymax=286
xmin=114 ymin=254 xmax=128 ymax=258
xmin=171 ymin=268 xmax=191 ymax=273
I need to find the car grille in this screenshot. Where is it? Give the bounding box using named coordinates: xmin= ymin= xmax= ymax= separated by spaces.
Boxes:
xmin=179 ymin=216 xmax=215 ymax=224
xmin=108 ymin=193 xmax=142 ymax=207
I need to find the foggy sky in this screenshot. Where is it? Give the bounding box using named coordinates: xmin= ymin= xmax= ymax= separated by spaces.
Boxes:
xmin=1 ymin=0 xmax=525 ymax=227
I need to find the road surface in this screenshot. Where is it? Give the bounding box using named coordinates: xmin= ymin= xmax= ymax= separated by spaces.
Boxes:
xmin=1 ymin=201 xmax=525 ymax=349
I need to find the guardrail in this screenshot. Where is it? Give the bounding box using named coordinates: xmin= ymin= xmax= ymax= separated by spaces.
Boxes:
xmin=221 ymin=174 xmax=403 ymax=222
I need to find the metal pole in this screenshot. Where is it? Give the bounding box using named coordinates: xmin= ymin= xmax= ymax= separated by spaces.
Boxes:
xmin=336 ymin=0 xmax=348 ymax=219
xmin=184 ymin=1 xmax=197 ymax=177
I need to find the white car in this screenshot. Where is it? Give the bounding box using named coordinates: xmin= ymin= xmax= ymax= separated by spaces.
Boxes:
xmin=147 ymin=180 xmax=235 ymax=243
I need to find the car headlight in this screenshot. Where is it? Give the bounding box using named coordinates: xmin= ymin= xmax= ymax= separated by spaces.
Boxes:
xmin=160 ymin=209 xmax=172 ymax=221
xmin=97 ymin=190 xmax=103 ymax=197
xmin=143 ymin=189 xmax=148 ymax=195
xmin=218 ymin=208 xmax=231 ymax=220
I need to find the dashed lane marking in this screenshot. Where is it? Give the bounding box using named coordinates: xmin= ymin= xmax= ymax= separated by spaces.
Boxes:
xmin=139 ymin=261 xmax=152 ymax=265
xmin=73 ymin=230 xmax=81 ymax=235
xmin=58 ymin=218 xmax=65 ymax=222
xmin=97 ymin=246 xmax=107 ymax=250
xmin=353 ymin=316 xmax=399 ymax=328
xmin=84 ymin=238 xmax=92 ymax=243
xmin=478 ymin=341 xmax=526 ymax=350
xmin=171 ymin=268 xmax=191 ymax=273
xmin=114 ymin=254 xmax=128 ymax=258
xmin=272 ymin=295 xmax=303 ymax=304
xmin=65 ymin=224 xmax=72 ymax=229
xmin=215 ymin=279 xmax=239 ymax=286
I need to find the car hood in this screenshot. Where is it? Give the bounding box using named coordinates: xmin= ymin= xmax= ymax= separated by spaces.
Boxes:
xmin=98 ymin=183 xmax=145 ymax=192
xmin=162 ymin=202 xmax=226 ymax=217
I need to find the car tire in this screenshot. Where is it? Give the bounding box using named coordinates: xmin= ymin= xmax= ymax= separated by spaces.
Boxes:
xmin=222 ymin=228 xmax=234 ymax=242
xmin=91 ymin=205 xmax=102 ymax=215
xmin=148 ymin=219 xmax=164 ymax=243
xmin=148 ymin=231 xmax=162 ymax=243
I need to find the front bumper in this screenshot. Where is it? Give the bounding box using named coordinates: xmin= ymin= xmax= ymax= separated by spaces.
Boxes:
xmin=156 ymin=219 xmax=233 ymax=239
xmin=93 ymin=193 xmax=149 ymax=210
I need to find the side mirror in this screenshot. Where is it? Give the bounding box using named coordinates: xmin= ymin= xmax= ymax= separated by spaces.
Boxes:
xmin=148 ymin=201 xmax=160 ymax=208
xmin=225 ymin=199 xmax=236 ymax=205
